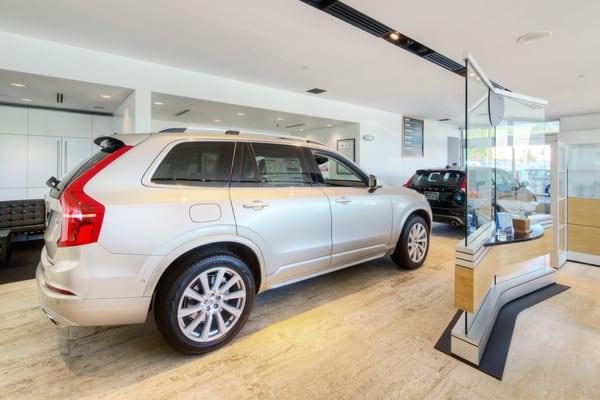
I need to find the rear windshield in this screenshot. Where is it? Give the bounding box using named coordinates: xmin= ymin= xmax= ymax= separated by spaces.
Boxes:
xmin=49 ymin=150 xmax=111 ymax=199
xmin=411 ymin=171 xmax=463 ymax=189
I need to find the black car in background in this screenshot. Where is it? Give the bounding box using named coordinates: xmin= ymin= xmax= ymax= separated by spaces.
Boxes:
xmin=404 ymin=167 xmax=540 ymax=227
xmin=404 ymin=168 xmax=466 ymax=226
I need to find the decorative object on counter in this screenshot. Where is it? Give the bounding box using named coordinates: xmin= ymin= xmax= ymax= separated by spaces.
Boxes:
xmin=513 ymin=217 xmax=531 ymax=235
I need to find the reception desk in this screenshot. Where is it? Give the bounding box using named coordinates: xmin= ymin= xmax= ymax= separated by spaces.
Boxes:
xmin=451 ymin=216 xmax=555 ymax=365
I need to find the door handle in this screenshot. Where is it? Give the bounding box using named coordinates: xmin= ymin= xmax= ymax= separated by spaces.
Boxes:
xmin=243 ymin=200 xmax=269 ymax=210
xmin=335 ymin=197 xmax=351 ymax=204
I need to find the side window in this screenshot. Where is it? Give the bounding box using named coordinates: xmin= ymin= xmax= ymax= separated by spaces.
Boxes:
xmin=312 ymin=151 xmax=366 ymax=187
xmin=251 ymin=143 xmax=313 ymax=186
xmin=152 ymin=141 xmax=234 ymax=186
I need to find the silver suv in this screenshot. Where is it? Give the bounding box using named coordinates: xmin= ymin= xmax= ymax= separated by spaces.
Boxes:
xmin=38 ymin=131 xmax=432 ymax=354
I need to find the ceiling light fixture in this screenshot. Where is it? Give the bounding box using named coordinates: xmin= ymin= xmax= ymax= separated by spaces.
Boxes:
xmin=388 ymin=31 xmax=400 ymax=41
xmin=99 ymin=94 xmax=112 ymax=99
xmin=10 ymin=82 xmax=26 ymax=88
xmin=21 ymin=98 xmax=33 ymax=102
xmin=299 ymin=128 xmax=305 ymax=131
xmin=516 ymin=31 xmax=552 ymax=44
xmin=326 ymin=124 xmax=333 ymax=127
xmin=237 ymin=112 xmax=245 ymax=116
xmin=306 ymin=88 xmax=327 ymax=95
xmin=153 ymin=101 xmax=164 ymax=105
xmin=214 ymin=119 xmax=221 ymax=123
xmin=276 ymin=117 xmax=284 ymax=121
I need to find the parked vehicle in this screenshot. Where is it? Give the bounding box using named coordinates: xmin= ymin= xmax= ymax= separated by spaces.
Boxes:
xmin=38 ymin=131 xmax=432 ymax=354
xmin=404 ymin=167 xmax=537 ymax=227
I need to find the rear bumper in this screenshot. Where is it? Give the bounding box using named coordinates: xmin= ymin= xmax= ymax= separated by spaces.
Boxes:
xmin=36 ymin=263 xmax=151 ymax=327
xmin=431 ymin=207 xmax=465 ymax=226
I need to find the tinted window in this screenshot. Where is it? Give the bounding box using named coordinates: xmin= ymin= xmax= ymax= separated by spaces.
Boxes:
xmin=251 ymin=143 xmax=312 ymax=186
xmin=411 ymin=171 xmax=462 ymax=189
xmin=231 ymin=142 xmax=259 ymax=185
xmin=312 ymin=151 xmax=366 ymax=187
xmin=50 ymin=150 xmax=110 ymax=199
xmin=152 ymin=141 xmax=234 ymax=185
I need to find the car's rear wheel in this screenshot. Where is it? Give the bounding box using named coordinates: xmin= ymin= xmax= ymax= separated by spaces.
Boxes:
xmin=391 ymin=214 xmax=429 ymax=269
xmin=154 ymin=253 xmax=255 ymax=354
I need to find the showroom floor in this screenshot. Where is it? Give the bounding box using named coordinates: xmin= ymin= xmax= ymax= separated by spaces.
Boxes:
xmin=1 ymin=224 xmax=599 ymax=400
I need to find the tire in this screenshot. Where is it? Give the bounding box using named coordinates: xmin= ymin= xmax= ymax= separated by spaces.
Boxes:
xmin=154 ymin=253 xmax=255 ymax=354
xmin=391 ymin=214 xmax=430 ymax=269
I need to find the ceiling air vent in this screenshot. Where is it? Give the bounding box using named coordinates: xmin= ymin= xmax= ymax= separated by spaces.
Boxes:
xmin=56 ymin=93 xmax=64 ymax=103
xmin=306 ymin=88 xmax=327 ymax=95
xmin=438 ymin=118 xmax=451 ymax=122
xmin=423 ymin=53 xmax=464 ymax=73
xmin=319 ymin=1 xmax=391 ymax=37
xmin=174 ymin=109 xmax=190 ymax=116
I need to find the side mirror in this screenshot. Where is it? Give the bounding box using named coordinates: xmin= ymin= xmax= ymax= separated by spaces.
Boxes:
xmin=368 ymin=174 xmax=379 ymax=193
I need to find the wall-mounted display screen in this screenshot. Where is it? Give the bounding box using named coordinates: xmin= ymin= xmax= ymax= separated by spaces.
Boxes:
xmin=402 ymin=117 xmax=424 ymax=157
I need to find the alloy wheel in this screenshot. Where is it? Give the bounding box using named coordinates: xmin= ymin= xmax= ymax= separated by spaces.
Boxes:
xmin=177 ymin=266 xmax=247 ymax=342
xmin=407 ymin=222 xmax=428 ymax=263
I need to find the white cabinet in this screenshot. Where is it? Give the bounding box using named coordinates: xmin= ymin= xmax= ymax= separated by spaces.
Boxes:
xmin=29 ymin=109 xmax=93 ymax=138
xmin=0 ymin=107 xmax=109 ymax=200
xmin=0 ymin=134 xmax=28 ymax=188
xmin=93 ymin=115 xmax=115 ymax=137
xmin=0 ymin=106 xmax=28 ymax=135
xmin=28 ymin=135 xmax=62 ymax=188
xmin=0 ymin=188 xmax=27 ymax=202
xmin=63 ymin=137 xmax=92 ymax=174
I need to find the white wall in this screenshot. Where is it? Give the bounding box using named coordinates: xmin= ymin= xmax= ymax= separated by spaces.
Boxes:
xmin=0 ymin=31 xmax=459 ymax=186
xmin=113 ymin=91 xmax=135 ymax=134
xmin=558 ymin=113 xmax=600 ymax=144
xmin=300 ymin=124 xmax=360 ymax=160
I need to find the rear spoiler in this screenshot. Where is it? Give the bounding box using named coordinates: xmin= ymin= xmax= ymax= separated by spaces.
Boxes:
xmin=93 ymin=134 xmax=150 ymax=151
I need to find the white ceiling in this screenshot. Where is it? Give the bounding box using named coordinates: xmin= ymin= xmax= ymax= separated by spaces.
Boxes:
xmin=0 ymin=0 xmax=598 ymax=119
xmin=152 ymin=93 xmax=352 ymax=133
xmin=0 ymin=69 xmax=132 ymax=113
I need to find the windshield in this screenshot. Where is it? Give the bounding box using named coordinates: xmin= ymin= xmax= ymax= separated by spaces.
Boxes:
xmin=411 ymin=171 xmax=463 ymax=189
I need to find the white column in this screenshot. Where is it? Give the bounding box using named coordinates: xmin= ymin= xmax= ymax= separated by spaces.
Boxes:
xmin=113 ymin=88 xmax=152 ymax=134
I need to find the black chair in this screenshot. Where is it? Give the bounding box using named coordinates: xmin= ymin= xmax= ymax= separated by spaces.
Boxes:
xmin=0 ymin=199 xmax=46 ymax=267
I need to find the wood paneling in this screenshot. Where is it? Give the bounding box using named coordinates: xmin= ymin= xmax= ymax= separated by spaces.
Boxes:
xmin=568 ymin=224 xmax=600 ymax=256
xmin=455 ymin=229 xmax=553 ymax=313
xmin=568 ymin=197 xmax=600 ymax=227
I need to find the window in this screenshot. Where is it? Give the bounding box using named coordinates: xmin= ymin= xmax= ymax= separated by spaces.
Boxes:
xmin=312 ymin=151 xmax=366 ymax=187
xmin=411 ymin=171 xmax=462 ymax=189
xmin=251 ymin=143 xmax=312 ymax=186
xmin=152 ymin=141 xmax=234 ymax=185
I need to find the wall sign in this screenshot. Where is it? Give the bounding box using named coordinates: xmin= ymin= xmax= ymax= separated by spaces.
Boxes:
xmin=402 ymin=117 xmax=424 ymax=157
xmin=336 ymin=138 xmax=356 ymax=175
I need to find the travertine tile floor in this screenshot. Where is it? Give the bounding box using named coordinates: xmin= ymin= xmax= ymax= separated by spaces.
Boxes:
xmin=1 ymin=224 xmax=599 ymax=399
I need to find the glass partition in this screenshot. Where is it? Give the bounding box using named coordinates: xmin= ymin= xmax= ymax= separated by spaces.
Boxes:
xmin=464 ymin=59 xmax=548 ymax=245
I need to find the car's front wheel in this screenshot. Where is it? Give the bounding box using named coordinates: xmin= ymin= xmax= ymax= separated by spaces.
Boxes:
xmin=154 ymin=253 xmax=255 ymax=354
xmin=391 ymin=214 xmax=430 ymax=269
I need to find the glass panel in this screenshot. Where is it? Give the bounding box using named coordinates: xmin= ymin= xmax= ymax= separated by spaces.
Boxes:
xmin=251 ymin=142 xmax=312 ymax=186
xmin=568 ymin=144 xmax=600 ymax=199
xmin=465 ymin=60 xmax=495 ymax=243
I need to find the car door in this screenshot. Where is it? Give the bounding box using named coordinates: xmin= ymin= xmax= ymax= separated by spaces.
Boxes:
xmin=307 ymin=149 xmax=393 ymax=266
xmin=229 ymin=142 xmax=332 ymax=284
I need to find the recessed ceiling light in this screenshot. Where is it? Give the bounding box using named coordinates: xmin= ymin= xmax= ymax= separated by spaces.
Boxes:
xmin=276 ymin=117 xmax=284 ymax=121
xmin=516 ymin=31 xmax=552 ymax=44
xmin=21 ymin=98 xmax=32 ymax=102
xmin=10 ymin=82 xmax=26 ymax=88
xmin=153 ymin=101 xmax=164 ymax=105
xmin=237 ymin=112 xmax=245 ymax=116
xmin=306 ymin=88 xmax=327 ymax=95
xmin=326 ymin=124 xmax=333 ymax=127
xmin=299 ymin=128 xmax=305 ymax=132
xmin=388 ymin=31 xmax=400 ymax=41
xmin=99 ymin=94 xmax=112 ymax=99
xmin=214 ymin=119 xmax=221 ymax=123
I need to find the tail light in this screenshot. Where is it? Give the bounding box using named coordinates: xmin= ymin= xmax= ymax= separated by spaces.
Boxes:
xmin=57 ymin=146 xmax=132 ymax=247
xmin=403 ymin=175 xmax=416 ymax=188
xmin=459 ymin=176 xmax=467 ymax=192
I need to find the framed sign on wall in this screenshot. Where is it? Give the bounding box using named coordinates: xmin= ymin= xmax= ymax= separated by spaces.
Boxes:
xmin=402 ymin=116 xmax=424 ymax=157
xmin=336 ymin=138 xmax=356 ymax=174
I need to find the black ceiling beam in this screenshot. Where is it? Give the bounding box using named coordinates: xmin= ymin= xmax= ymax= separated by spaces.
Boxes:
xmin=300 ymin=0 xmax=506 ymax=90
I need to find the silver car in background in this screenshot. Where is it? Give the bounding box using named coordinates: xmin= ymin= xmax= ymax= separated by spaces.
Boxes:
xmin=38 ymin=131 xmax=432 ymax=354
